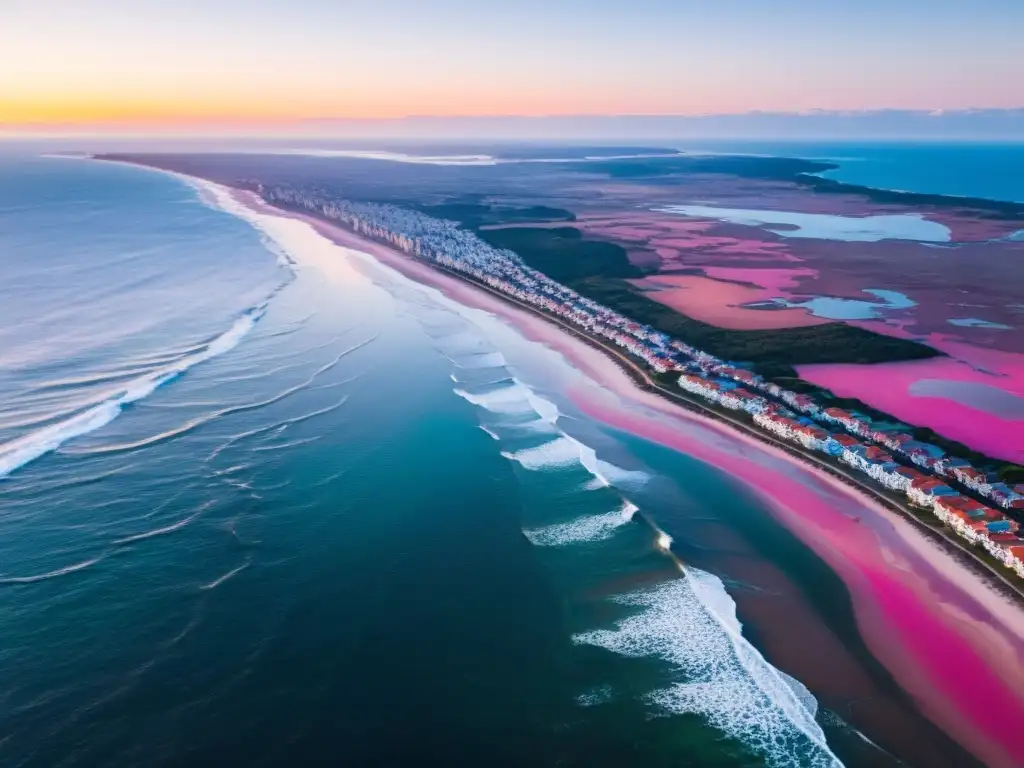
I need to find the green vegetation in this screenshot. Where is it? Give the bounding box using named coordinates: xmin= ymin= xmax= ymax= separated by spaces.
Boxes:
xmin=479 ymin=227 xmax=641 ymax=283
xmin=478 ymin=223 xmax=940 ymax=371
xmin=757 ymin=378 xmax=1024 ymax=481
xmin=462 ymin=203 xmax=1021 ymax=485
xmin=577 ymin=154 xmax=834 ymax=180
xmin=417 ymin=203 xmax=575 ymax=229
xmin=574 ymin=277 xmax=937 ymax=367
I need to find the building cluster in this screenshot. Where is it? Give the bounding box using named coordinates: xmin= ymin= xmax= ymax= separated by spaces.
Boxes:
xmin=264 ymin=184 xmax=1024 ymax=581
xmin=815 ymin=406 xmax=1024 ymax=511
xmin=678 ymin=362 xmax=1024 ymax=578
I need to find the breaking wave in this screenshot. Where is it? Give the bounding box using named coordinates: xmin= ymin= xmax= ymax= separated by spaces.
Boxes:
xmin=453 ymin=383 xmax=539 ymax=416
xmin=456 ymin=351 xmax=507 ymax=369
xmin=67 ymin=338 xmax=365 ymax=457
xmin=573 ymin=571 xmax=842 ymax=768
xmin=502 ymin=433 xmax=648 ymax=490
xmin=452 ymin=372 xmax=648 ymax=491
xmin=502 ymin=435 xmax=583 ymax=471
xmin=524 ymin=501 xmax=638 ymax=546
xmin=0 ymin=305 xmax=268 ymax=479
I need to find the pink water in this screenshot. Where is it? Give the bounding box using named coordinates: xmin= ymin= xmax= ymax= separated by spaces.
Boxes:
xmin=799 ymin=343 xmax=1024 ymax=463
xmin=568 ymin=383 xmax=1024 ymax=768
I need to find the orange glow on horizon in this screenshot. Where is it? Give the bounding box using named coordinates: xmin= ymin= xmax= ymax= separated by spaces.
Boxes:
xmin=0 ymin=86 xmax=730 ymax=130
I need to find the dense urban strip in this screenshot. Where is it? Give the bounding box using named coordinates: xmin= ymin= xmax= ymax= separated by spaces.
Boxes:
xmin=261 ymin=183 xmax=1024 ymax=580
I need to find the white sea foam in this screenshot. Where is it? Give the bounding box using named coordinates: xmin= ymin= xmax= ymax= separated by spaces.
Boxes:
xmin=155 ymin=168 xmax=834 ymax=766
xmin=655 ymin=529 xmax=674 ymax=552
xmin=501 ymin=431 xmax=649 ymax=489
xmin=574 ymin=571 xmax=842 ymax=768
xmin=457 ymin=351 xmax=508 ymax=369
xmin=478 ymin=425 xmax=501 ymax=441
xmin=0 ymin=306 xmax=266 ymax=479
xmin=521 ymin=387 xmax=561 ymax=424
xmin=524 ymin=501 xmax=638 ymax=546
xmin=171 ymin=169 xmax=650 ymax=490
xmin=65 ymin=335 xmax=360 ymax=458
xmin=576 ymin=684 xmax=615 ymax=707
xmin=574 ymin=436 xmax=649 ymax=489
xmin=503 ymin=435 xmax=583 ymax=471
xmin=456 ymin=374 xmax=648 ymax=488
xmin=453 ymin=384 xmax=538 ymax=415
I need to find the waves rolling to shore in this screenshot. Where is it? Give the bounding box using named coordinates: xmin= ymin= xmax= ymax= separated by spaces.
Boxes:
xmin=363 ymin=249 xmax=844 ymax=766
xmin=0 ymin=158 xmax=855 ymax=767
xmin=0 ymin=305 xmax=272 ymax=479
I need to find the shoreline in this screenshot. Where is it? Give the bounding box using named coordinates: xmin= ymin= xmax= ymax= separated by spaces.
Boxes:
xmin=249 ymin=187 xmax=1024 ymax=603
xmin=94 ymin=160 xmax=1024 ymax=768
xmin=223 ymin=186 xmax=1024 ymax=768
xmin=459 ymin=267 xmax=1024 ymax=598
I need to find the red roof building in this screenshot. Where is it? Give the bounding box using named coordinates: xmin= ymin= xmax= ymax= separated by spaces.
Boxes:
xmin=832 ymin=434 xmax=860 ymax=448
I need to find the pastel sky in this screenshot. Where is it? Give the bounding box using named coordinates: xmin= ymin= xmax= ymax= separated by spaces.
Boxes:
xmin=3 ymin=0 xmax=1023 ymax=129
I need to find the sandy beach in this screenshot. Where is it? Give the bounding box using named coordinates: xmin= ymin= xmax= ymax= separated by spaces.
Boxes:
xmin=205 ymin=181 xmax=1024 ymax=767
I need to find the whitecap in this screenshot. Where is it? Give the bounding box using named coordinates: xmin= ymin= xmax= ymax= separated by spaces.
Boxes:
xmin=502 ymin=435 xmax=582 ymax=471
xmin=654 ymin=528 xmax=674 ymax=552
xmin=576 ymin=684 xmax=615 ymax=707
xmin=452 ymin=383 xmax=537 ymax=415
xmin=573 ymin=572 xmax=842 ymax=768
xmin=0 ymin=305 xmax=267 ymax=479
xmin=501 ymin=431 xmax=649 ymax=491
xmin=524 ymin=501 xmax=638 ymax=546
xmin=478 ymin=425 xmax=500 ymax=441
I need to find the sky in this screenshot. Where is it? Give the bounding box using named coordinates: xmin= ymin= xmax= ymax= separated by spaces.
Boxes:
xmin=3 ymin=0 xmax=1023 ymax=133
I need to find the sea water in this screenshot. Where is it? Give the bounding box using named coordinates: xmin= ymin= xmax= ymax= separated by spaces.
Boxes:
xmin=679 ymin=140 xmax=1024 ymax=203
xmin=0 ymin=155 xmax=911 ymax=767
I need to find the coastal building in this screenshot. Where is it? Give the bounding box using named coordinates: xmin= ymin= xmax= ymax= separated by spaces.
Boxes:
xmin=264 ymin=183 xmax=1024 ymax=584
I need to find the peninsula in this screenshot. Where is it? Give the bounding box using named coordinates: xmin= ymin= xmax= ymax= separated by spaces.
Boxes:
xmin=96 ymin=154 xmax=1024 ymax=592
xmin=188 ymin=168 xmax=1024 ymax=592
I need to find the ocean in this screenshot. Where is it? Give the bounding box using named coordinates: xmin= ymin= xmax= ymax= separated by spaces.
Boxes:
xmin=0 ymin=154 xmax=989 ymax=767
xmin=680 ymin=140 xmax=1024 ymax=203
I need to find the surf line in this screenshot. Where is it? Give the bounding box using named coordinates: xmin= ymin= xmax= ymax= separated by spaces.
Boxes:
xmin=0 ymin=302 xmax=274 ymax=480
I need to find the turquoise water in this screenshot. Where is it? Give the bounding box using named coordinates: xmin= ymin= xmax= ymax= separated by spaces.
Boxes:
xmin=679 ymin=141 xmax=1024 ymax=203
xmin=0 ymin=157 xmax=976 ymax=767
xmin=771 ymin=289 xmax=917 ymax=321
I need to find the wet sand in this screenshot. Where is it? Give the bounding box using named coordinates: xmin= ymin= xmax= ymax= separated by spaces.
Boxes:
xmin=221 ymin=183 xmax=1024 ymax=768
